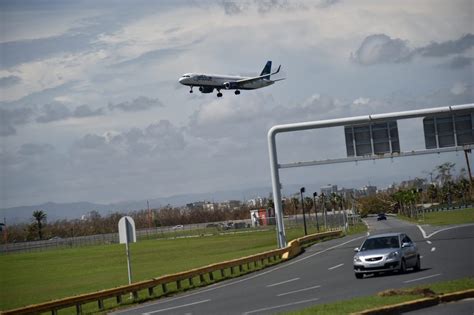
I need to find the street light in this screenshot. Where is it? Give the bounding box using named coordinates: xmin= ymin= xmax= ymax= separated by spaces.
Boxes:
xmin=300 ymin=187 xmax=308 ymax=236
xmin=313 ymin=192 xmax=320 ymax=232
xmin=320 ymin=192 xmax=327 ymax=230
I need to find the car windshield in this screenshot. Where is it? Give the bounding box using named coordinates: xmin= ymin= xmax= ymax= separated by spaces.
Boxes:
xmin=360 ymin=236 xmax=399 ymax=251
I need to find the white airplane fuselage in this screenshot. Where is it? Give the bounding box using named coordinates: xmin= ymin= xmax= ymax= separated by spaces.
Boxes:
xmin=178 ymin=61 xmax=283 ymax=97
xmin=179 ymin=73 xmax=274 ymax=90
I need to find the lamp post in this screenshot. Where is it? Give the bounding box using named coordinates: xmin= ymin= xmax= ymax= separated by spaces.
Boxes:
xmin=313 ymin=192 xmax=320 ymax=232
xmin=300 ymin=187 xmax=308 ymax=235
xmin=321 ymin=192 xmax=327 ymax=230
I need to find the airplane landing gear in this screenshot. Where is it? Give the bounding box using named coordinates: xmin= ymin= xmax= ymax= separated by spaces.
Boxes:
xmin=235 ymin=90 xmax=240 ymax=95
xmin=189 ymin=86 xmax=193 ymax=93
xmin=217 ymin=92 xmax=223 ymax=97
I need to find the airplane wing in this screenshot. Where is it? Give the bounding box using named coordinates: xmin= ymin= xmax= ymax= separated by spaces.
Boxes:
xmin=233 ymin=65 xmax=282 ymax=85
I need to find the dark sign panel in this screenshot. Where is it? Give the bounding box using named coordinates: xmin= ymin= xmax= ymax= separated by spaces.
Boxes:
xmin=345 ymin=121 xmax=400 ymax=157
xmin=423 ymin=113 xmax=473 ymax=149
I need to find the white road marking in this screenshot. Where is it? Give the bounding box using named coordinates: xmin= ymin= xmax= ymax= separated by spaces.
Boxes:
xmin=242 ymin=298 xmax=320 ymax=315
xmin=431 ymin=247 xmax=436 ymax=252
xmin=404 ymin=273 xmax=441 ymax=284
xmin=277 ymin=285 xmax=321 ymax=297
xmin=417 ymin=223 xmax=474 ymax=239
xmin=142 ymin=299 xmax=211 ymax=314
xmin=266 ymin=277 xmax=300 ymax=287
xmin=362 ymin=219 xmax=370 ymax=233
xmin=426 ymin=240 xmax=432 ymax=245
xmin=113 ymin=235 xmax=365 ymax=314
xmin=328 ymin=263 xmax=344 ymax=270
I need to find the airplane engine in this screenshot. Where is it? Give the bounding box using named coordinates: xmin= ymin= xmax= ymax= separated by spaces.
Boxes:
xmin=223 ymin=82 xmax=238 ymax=90
xmin=199 ymin=86 xmax=214 ymax=93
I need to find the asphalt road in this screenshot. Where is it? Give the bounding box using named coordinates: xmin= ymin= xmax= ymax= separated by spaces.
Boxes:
xmin=112 ymin=217 xmax=474 ymax=315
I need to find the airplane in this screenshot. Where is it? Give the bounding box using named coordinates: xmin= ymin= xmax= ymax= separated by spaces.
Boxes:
xmin=178 ymin=61 xmax=284 ymax=97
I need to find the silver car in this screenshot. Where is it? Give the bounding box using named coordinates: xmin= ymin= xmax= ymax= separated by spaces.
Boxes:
xmin=353 ymin=232 xmax=420 ymax=279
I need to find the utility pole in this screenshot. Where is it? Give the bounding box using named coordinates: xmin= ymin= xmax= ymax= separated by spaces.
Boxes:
xmin=313 ymin=192 xmax=320 ymax=232
xmin=147 ymin=200 xmax=152 ymax=229
xmin=300 ymin=187 xmax=307 ymax=236
xmin=464 ymin=149 xmax=473 ymax=198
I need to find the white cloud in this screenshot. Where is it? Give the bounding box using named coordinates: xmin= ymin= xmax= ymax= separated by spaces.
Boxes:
xmin=1 ymin=50 xmax=109 ymax=102
xmin=451 ymin=82 xmax=468 ymax=95
xmin=353 ymin=97 xmax=371 ymax=105
xmin=1 ymin=0 xmax=473 ymax=208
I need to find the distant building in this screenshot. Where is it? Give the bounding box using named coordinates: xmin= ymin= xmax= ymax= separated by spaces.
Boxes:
xmin=338 ymin=188 xmax=355 ymax=200
xmin=220 ymin=200 xmax=241 ymax=210
xmin=185 ymin=201 xmax=217 ymax=211
xmin=361 ymin=185 xmax=377 ymax=196
xmin=247 ymin=197 xmax=264 ymax=207
xmin=321 ymin=184 xmax=338 ymax=196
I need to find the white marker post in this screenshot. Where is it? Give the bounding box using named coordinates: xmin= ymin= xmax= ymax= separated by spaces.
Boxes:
xmin=118 ymin=216 xmax=136 ymax=286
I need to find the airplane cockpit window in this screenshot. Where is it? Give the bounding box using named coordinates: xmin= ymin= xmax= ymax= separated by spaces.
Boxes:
xmin=182 ymin=75 xmax=191 ymax=78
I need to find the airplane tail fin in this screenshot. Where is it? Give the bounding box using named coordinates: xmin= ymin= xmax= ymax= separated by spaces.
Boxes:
xmin=260 ymin=61 xmax=272 ymax=78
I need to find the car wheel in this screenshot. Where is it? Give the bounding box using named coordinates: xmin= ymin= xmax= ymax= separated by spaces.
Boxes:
xmin=355 ymin=273 xmax=363 ymax=279
xmin=414 ymin=256 xmax=421 ymax=272
xmin=399 ymin=259 xmax=407 ymax=274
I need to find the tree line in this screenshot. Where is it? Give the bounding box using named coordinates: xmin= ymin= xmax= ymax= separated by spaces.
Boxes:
xmin=3 ymin=162 xmax=470 ymax=243
xmin=4 ymin=204 xmax=255 ymax=243
xmin=356 ymin=162 xmax=472 ymax=218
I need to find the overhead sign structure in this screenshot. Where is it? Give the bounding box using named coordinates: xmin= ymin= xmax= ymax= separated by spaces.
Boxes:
xmin=268 ymin=104 xmax=474 ymax=248
xmin=423 ymin=112 xmax=474 ymax=149
xmin=118 ymin=216 xmax=136 ymax=285
xmin=345 ymin=121 xmax=400 ymax=157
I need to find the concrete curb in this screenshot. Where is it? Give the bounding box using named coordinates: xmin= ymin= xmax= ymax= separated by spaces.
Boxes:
xmin=351 ymin=289 xmax=474 ymax=315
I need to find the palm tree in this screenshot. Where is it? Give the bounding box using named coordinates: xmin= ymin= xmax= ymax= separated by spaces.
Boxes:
xmin=455 ymin=179 xmax=470 ymax=205
xmin=32 ymin=210 xmax=47 ymax=240
xmin=427 ymin=184 xmax=439 ymax=204
xmin=434 ymin=162 xmax=455 ymax=186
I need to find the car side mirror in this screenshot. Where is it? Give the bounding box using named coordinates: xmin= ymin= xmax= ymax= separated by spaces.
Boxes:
xmin=354 ymin=247 xmax=359 ymax=252
xmin=402 ymin=242 xmax=411 ymax=248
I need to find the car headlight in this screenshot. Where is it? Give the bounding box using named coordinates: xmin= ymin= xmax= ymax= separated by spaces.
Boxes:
xmin=354 ymin=256 xmax=361 ymax=263
xmin=387 ymin=251 xmax=399 ymax=259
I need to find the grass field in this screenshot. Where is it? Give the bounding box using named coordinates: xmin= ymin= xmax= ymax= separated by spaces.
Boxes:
xmin=399 ymin=207 xmax=474 ymax=225
xmin=284 ymin=277 xmax=474 ymax=315
xmin=0 ymin=224 xmax=364 ymax=311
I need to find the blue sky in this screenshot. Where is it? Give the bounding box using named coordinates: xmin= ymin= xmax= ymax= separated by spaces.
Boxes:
xmin=1 ymin=0 xmax=473 ymax=208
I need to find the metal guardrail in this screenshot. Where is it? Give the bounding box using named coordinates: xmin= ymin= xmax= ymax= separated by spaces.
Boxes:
xmin=1 ymin=230 xmax=342 ymax=315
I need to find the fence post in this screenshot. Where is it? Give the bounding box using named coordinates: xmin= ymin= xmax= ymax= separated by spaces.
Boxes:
xmin=98 ymin=299 xmax=104 ymax=311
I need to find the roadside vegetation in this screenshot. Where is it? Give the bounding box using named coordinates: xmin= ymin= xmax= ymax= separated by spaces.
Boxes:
xmin=0 ymin=223 xmax=364 ymax=311
xmin=399 ymin=207 xmax=474 ymax=225
xmin=284 ymin=277 xmax=474 ymax=315
xmin=5 ymin=162 xmax=467 ymax=243
xmin=356 ymin=162 xmax=472 ymax=219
